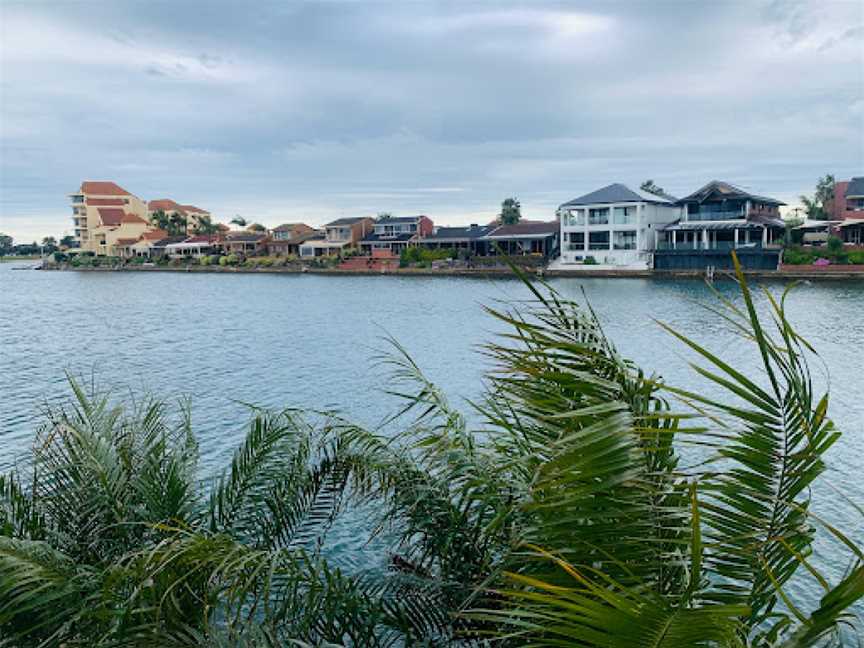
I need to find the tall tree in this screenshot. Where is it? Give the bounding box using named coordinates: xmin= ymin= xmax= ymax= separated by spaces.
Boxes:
xmin=150 ymin=209 xmax=171 ymax=232
xmin=169 ymin=212 xmax=188 ymax=235
xmin=499 ymin=197 xmax=521 ymax=225
xmin=799 ymin=174 xmax=835 ymax=220
xmin=194 ymin=215 xmax=220 ymax=235
xmin=230 ymin=216 xmax=248 ymax=227
xmin=41 ymin=236 xmax=57 ymax=248
xmin=59 ymin=235 xmax=76 ymax=248
xmin=0 ymin=233 xmax=12 ymax=255
xmin=640 ymin=179 xmax=666 ymax=196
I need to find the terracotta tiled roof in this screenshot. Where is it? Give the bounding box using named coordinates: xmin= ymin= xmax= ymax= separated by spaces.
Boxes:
xmin=86 ymin=198 xmax=125 ymax=206
xmin=115 ymin=238 xmax=138 ymax=246
xmin=148 ymin=199 xmax=185 ymax=213
xmin=81 ymin=181 xmax=132 ymax=196
xmin=180 ymin=204 xmax=208 ymax=213
xmin=97 ymin=208 xmax=127 ymax=226
xmin=140 ymin=229 xmax=169 ymax=241
xmin=121 ymin=213 xmax=148 ymax=224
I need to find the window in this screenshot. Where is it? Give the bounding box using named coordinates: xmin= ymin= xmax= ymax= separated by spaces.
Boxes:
xmin=613 ymin=230 xmax=637 ymax=250
xmin=588 ymin=208 xmax=609 ymax=225
xmin=565 ymin=209 xmax=585 ymax=226
xmin=613 ymin=206 xmax=636 ymax=225
xmin=567 ymin=232 xmax=584 ymax=251
xmin=589 ymin=231 xmax=610 ymax=250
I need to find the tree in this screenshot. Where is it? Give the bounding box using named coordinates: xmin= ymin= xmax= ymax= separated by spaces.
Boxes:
xmin=0 ymin=233 xmax=13 ymax=255
xmin=169 ymin=212 xmax=188 ymax=235
xmin=247 ymin=223 xmax=266 ymax=232
xmin=377 ymin=212 xmax=392 ymax=220
xmin=41 ymin=236 xmax=57 ymax=248
xmin=640 ymin=179 xmax=666 ymax=196
xmin=800 ymin=174 xmax=835 ymax=220
xmin=59 ymin=235 xmax=76 ymax=248
xmin=195 ymin=215 xmax=220 ymax=235
xmin=499 ymin=197 xmax=521 ymax=225
xmin=231 ymin=215 xmax=248 ymax=228
xmin=150 ymin=209 xmax=171 ymax=232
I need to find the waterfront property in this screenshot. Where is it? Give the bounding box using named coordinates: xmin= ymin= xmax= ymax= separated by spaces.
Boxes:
xmin=69 ymin=181 xmax=152 ymax=255
xmin=557 ymin=183 xmax=681 ymax=268
xmin=148 ymin=199 xmax=211 ymax=233
xmin=166 ymin=235 xmax=218 ymax=259
xmin=829 ymin=176 xmax=864 ymax=221
xmin=266 ymin=223 xmax=319 ymax=256
xmin=299 ymin=216 xmax=374 ymax=258
xmin=359 ymin=215 xmax=434 ymax=256
xmin=482 ymin=221 xmax=560 ymax=259
xmin=419 ymin=224 xmax=494 ymax=255
xmin=221 ymin=231 xmax=268 ymax=256
xmin=654 ymin=181 xmax=786 ymax=270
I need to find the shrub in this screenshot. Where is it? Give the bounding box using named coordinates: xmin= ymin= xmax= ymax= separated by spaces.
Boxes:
xmin=199 ymin=255 xmax=211 ymax=266
xmin=782 ymin=246 xmax=815 ymax=265
xmin=131 ymin=256 xmax=147 ymax=265
xmin=52 ymin=252 xmax=67 ymax=263
xmin=847 ymin=250 xmax=864 ymax=264
xmin=583 ymin=256 xmax=597 ymax=265
xmin=69 ymin=257 xmax=81 ymax=267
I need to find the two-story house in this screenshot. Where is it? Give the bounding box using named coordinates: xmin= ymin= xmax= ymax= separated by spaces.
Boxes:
xmin=299 ymin=217 xmax=374 ymax=258
xmin=557 ymin=183 xmax=682 ymax=268
xmin=359 ymin=215 xmax=434 ymax=256
xmin=654 ymin=180 xmax=786 ymax=270
xmin=833 ymin=178 xmax=864 ymax=246
xmin=266 ymin=223 xmax=319 ymax=256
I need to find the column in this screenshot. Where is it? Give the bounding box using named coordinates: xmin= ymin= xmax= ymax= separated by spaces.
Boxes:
xmin=762 ymin=227 xmax=768 ymax=247
xmin=702 ymin=229 xmax=709 ymax=250
xmin=734 ymin=229 xmax=739 ymax=249
xmin=672 ymin=230 xmax=677 ymax=250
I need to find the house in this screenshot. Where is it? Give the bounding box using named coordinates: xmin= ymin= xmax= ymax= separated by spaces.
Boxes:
xmin=481 ymin=221 xmax=560 ymax=259
xmin=654 ymin=181 xmax=786 ymax=270
xmin=418 ymin=224 xmax=495 ymax=255
xmin=828 ymin=177 xmax=864 ymax=221
xmin=115 ymin=229 xmax=169 ymax=258
xmin=149 ymin=236 xmax=189 ymax=259
xmin=557 ymin=183 xmax=681 ymax=267
xmin=68 ymin=181 xmax=153 ymax=255
xmin=298 ymin=216 xmax=374 ymax=258
xmin=359 ymin=215 xmax=434 ymax=256
xmin=267 ymin=223 xmax=319 ymax=256
xmin=220 ymin=231 xmax=268 ymax=256
xmin=148 ymin=199 xmax=211 ymax=234
xmin=165 ymin=235 xmax=218 ymax=259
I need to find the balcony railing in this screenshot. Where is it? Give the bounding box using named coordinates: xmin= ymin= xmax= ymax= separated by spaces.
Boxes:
xmin=656 ymin=241 xmax=779 ymax=252
xmin=685 ymin=210 xmax=746 ymax=222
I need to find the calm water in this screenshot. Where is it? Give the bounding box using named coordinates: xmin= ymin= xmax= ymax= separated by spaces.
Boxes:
xmin=1 ymin=264 xmax=862 ymax=611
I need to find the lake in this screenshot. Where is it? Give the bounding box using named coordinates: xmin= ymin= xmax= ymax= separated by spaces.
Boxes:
xmin=1 ymin=264 xmax=863 ymax=611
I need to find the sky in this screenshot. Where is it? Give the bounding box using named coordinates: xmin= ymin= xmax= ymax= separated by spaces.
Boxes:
xmin=0 ymin=0 xmax=862 ymax=243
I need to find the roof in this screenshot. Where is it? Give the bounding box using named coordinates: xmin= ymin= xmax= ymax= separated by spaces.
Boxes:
xmin=426 ymin=225 xmax=493 ymax=241
xmin=845 ymin=177 xmax=864 ymax=198
xmin=86 ymin=198 xmax=125 ymax=206
xmin=560 ymin=183 xmax=677 ymax=207
xmin=148 ymin=199 xmax=183 ymax=212
xmin=121 ymin=213 xmax=148 ymax=224
xmin=224 ymin=232 xmax=267 ymax=242
xmin=677 ymin=181 xmax=785 ymax=206
xmin=661 ymin=219 xmax=783 ymax=231
xmin=152 ymin=236 xmax=188 ymax=247
xmin=80 ymin=181 xmax=132 ymax=196
xmin=139 ymin=229 xmax=169 ymax=241
xmin=115 ymin=238 xmax=138 ymax=246
xmin=97 ymin=208 xmax=127 ymax=226
xmin=183 ymin=235 xmax=217 ymax=243
xmin=485 ymin=221 xmax=559 ymax=238
xmin=376 ymin=215 xmax=427 ymax=224
xmin=325 ymin=217 xmax=371 ymax=227
xmin=300 ymin=239 xmax=349 ymax=249
xmin=180 ymin=204 xmax=208 ymax=213
xmin=272 ymin=223 xmax=310 ymax=232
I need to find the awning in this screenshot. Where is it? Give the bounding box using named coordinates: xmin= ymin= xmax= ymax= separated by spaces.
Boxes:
xmin=838 ymin=219 xmax=864 ymax=228
xmin=662 ymin=221 xmax=768 ymax=232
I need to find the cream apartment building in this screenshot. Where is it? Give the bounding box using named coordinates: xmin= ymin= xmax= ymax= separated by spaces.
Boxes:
xmin=69 ymin=181 xmax=153 ymax=255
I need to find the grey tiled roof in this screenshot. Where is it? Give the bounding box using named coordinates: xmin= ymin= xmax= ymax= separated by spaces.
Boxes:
xmin=426 ymin=225 xmax=492 ymax=241
xmin=376 ymin=216 xmax=426 ymax=224
xmin=325 ymin=217 xmax=370 ymax=226
xmin=560 ymin=183 xmax=677 ymax=207
xmin=678 ymin=181 xmax=784 ymax=206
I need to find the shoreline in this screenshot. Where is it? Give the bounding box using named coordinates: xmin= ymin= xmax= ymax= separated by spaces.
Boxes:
xmin=40 ymin=264 xmax=864 ymax=281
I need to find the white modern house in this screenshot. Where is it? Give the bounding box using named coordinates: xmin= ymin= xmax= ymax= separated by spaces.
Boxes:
xmin=556 ymin=183 xmax=682 ymax=268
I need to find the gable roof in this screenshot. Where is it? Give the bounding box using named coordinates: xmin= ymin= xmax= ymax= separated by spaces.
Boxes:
xmin=677 ymin=180 xmax=784 ymax=206
xmin=86 ymin=198 xmax=126 ymax=206
xmin=81 ymin=181 xmax=133 ymax=196
xmin=486 ymin=221 xmax=559 ymax=238
xmin=148 ymin=199 xmax=184 ymax=212
xmin=180 ymin=204 xmax=208 ymax=213
xmin=376 ymin=215 xmax=427 ymax=224
xmin=224 ymin=232 xmax=267 ymax=242
xmin=845 ymin=177 xmax=864 ymax=198
xmin=426 ymin=225 xmax=493 ymax=241
xmin=121 ymin=213 xmax=148 ymax=224
xmin=139 ymin=229 xmax=169 ymax=241
xmin=326 ymin=217 xmax=372 ymax=227
xmin=272 ymin=223 xmax=311 ymax=232
xmin=560 ymin=183 xmax=677 ymax=207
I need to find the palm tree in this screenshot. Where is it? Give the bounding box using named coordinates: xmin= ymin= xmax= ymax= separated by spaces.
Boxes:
xmin=0 ymin=259 xmax=860 ymax=646
xmin=246 ymin=223 xmax=266 ymax=232
xmin=195 ymin=215 xmax=220 ymax=235
xmin=231 ymin=216 xmax=248 ymax=228
xmin=150 ymin=208 xmax=171 ymax=232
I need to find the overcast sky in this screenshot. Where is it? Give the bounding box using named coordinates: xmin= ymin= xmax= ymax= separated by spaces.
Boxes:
xmin=1 ymin=1 xmax=862 ymax=241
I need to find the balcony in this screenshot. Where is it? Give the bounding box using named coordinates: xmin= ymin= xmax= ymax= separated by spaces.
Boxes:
xmin=656 ymin=241 xmax=780 ymax=252
xmin=685 ymin=210 xmax=746 ymax=222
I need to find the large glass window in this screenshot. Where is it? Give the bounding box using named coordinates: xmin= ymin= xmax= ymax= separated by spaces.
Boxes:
xmin=565 ymin=209 xmax=585 ymax=226
xmin=588 ymin=231 xmax=610 ymax=250
xmin=613 ymin=206 xmax=636 ymax=225
xmin=613 ymin=230 xmax=637 ymax=250
xmin=567 ymin=232 xmax=585 ymax=251
xmin=588 ymin=208 xmax=609 ymax=225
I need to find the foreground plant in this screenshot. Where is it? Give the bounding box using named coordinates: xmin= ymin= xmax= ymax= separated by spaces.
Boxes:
xmin=0 ymin=257 xmax=860 ymax=647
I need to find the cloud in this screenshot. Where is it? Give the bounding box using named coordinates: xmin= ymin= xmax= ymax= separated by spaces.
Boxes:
xmin=0 ymin=0 xmax=862 ymax=241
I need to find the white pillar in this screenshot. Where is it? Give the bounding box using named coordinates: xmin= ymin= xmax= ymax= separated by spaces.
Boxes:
xmin=762 ymin=227 xmax=768 ymax=247
xmin=734 ymin=229 xmax=739 ymax=248
xmin=702 ymin=229 xmax=709 ymax=250
xmin=672 ymin=230 xmax=677 ymax=249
